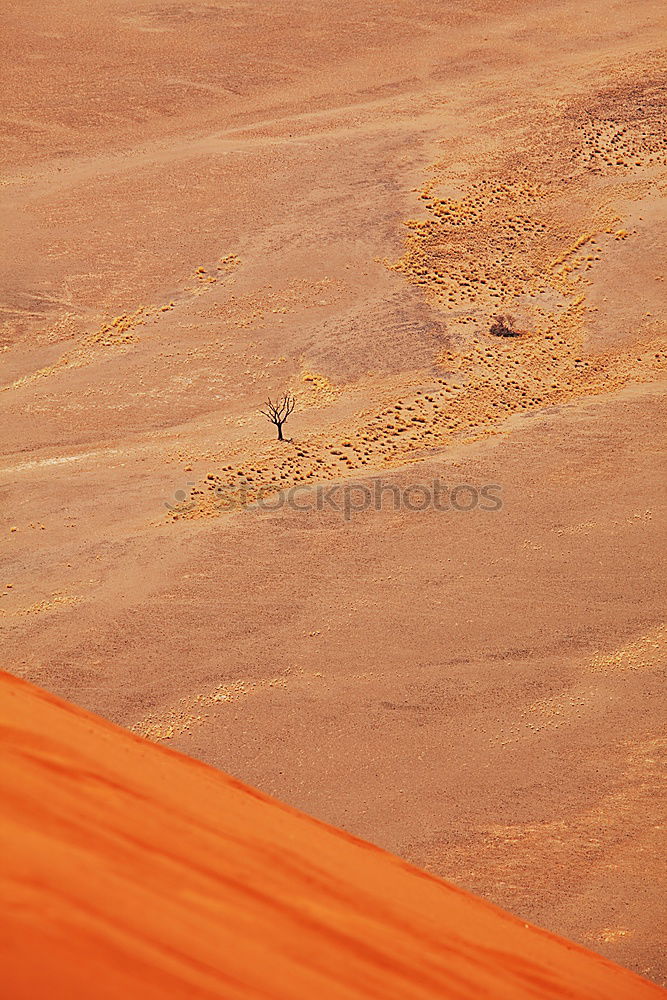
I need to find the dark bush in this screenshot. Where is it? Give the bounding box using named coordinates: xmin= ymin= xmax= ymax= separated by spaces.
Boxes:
xmin=489 ymin=314 xmax=520 ymax=337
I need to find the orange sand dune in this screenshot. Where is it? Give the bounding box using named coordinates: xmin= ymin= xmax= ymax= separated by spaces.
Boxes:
xmin=0 ymin=672 xmax=661 ymax=1000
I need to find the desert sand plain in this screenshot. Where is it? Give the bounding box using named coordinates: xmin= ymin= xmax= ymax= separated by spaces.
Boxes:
xmin=1 ymin=0 xmax=666 ymax=988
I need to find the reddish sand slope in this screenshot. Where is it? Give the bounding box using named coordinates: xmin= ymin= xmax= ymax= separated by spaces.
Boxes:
xmin=0 ymin=671 xmax=662 ymax=1000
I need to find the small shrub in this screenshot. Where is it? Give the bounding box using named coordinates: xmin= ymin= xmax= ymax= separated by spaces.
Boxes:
xmin=489 ymin=314 xmax=520 ymax=337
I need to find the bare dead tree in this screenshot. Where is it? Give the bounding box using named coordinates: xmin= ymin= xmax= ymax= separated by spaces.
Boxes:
xmin=260 ymin=393 xmax=296 ymax=441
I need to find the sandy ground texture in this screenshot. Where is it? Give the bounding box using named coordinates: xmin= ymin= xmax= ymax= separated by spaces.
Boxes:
xmin=1 ymin=670 xmax=664 ymax=1000
xmin=1 ymin=0 xmax=666 ymax=986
